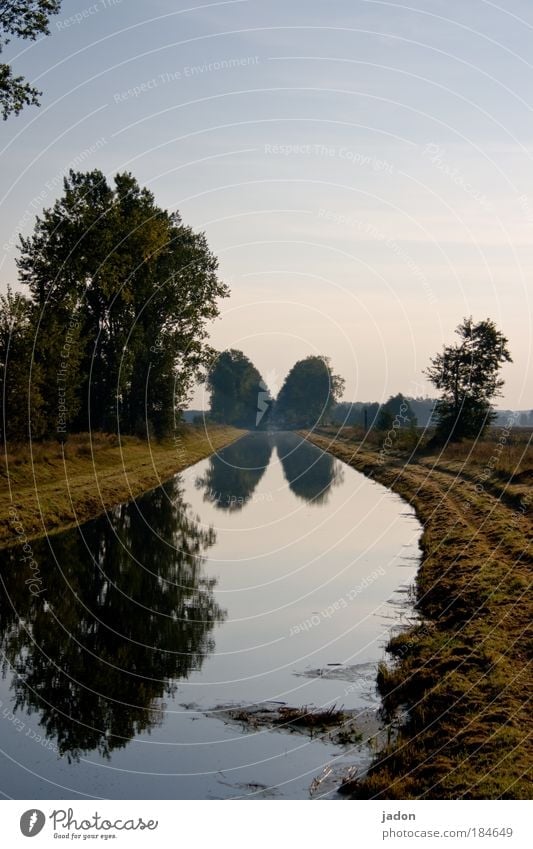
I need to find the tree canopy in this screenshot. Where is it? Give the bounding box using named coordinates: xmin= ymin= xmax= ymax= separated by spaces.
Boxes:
xmin=275 ymin=431 xmax=343 ymax=504
xmin=425 ymin=317 xmax=512 ymax=441
xmin=0 ymin=1 xmax=62 ymax=119
xmin=2 ymin=169 xmax=228 ymax=441
xmin=376 ymin=393 xmax=417 ymax=431
xmin=196 ymin=432 xmax=273 ymax=510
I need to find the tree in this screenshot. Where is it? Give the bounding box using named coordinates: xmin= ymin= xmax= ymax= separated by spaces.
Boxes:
xmin=376 ymin=393 xmax=417 ymax=431
xmin=1 ymin=1 xmax=62 ymax=120
xmin=207 ymin=349 xmax=270 ymax=428
xmin=17 ymin=169 xmax=228 ymax=437
xmin=0 ymin=476 xmax=224 ymax=759
xmin=425 ymin=317 xmax=512 ymax=442
xmin=273 ymin=356 xmax=345 ymax=428
xmin=0 ymin=287 xmax=46 ymax=441
xmin=275 ymin=431 xmax=343 ymax=504
xmin=196 ymin=433 xmax=273 ymax=510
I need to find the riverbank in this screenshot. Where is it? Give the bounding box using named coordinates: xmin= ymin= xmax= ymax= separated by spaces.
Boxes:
xmin=0 ymin=425 xmax=244 ymax=549
xmin=301 ymin=427 xmax=532 ymax=799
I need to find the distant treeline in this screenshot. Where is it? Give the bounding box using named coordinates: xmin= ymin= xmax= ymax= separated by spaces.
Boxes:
xmin=330 ymin=401 xmax=533 ymax=429
xmin=206 ymin=350 xmax=345 ymax=430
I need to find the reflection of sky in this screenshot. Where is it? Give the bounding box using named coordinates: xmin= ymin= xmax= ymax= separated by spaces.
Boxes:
xmin=2 ymin=0 xmax=529 ymax=407
xmin=188 ymin=436 xmax=420 ymax=680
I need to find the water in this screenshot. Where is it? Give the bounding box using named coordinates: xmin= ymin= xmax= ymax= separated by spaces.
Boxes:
xmin=0 ymin=432 xmax=421 ymax=799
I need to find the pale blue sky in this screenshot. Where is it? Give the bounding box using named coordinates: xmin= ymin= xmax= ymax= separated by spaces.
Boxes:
xmin=1 ymin=0 xmax=532 ymax=408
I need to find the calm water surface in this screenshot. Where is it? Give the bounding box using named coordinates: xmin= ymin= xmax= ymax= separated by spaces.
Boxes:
xmin=0 ymin=433 xmax=421 ymax=799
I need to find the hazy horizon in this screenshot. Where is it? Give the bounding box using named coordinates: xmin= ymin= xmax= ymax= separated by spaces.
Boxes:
xmin=1 ymin=0 xmax=532 ymax=409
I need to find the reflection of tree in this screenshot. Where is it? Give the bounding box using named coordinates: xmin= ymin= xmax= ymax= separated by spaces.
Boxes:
xmin=0 ymin=478 xmax=224 ymax=761
xmin=196 ymin=434 xmax=273 ymax=512
xmin=275 ymin=432 xmax=344 ymax=505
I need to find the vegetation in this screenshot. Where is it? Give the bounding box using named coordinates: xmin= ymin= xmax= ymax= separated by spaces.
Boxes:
xmin=275 ymin=431 xmax=343 ymax=504
xmin=426 ymin=317 xmax=512 ymax=442
xmin=0 ymin=1 xmax=62 ymax=119
xmin=376 ymin=393 xmax=417 ymax=431
xmin=196 ymin=432 xmax=273 ymax=511
xmin=206 ymin=350 xmax=347 ymax=431
xmin=1 ymin=169 xmax=228 ymax=441
xmin=207 ymin=348 xmax=271 ymax=428
xmin=0 ymin=425 xmax=243 ymax=547
xmin=0 ymin=288 xmax=46 ymax=441
xmin=1 ymin=179 xmax=527 ymax=802
xmin=332 ymin=399 xmax=381 ymax=428
xmin=332 ymin=399 xmax=533 ymax=430
xmin=303 ymin=426 xmax=532 ymax=799
xmin=273 ymin=355 xmax=344 ymax=428
xmin=212 ymin=702 xmax=363 ymax=746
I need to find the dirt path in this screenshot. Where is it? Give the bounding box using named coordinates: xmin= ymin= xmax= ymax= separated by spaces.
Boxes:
xmin=302 ymin=430 xmax=532 ymax=799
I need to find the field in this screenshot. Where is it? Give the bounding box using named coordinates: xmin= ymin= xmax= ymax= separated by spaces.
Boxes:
xmin=0 ymin=425 xmax=244 ymax=548
xmin=302 ymin=426 xmax=532 ymax=799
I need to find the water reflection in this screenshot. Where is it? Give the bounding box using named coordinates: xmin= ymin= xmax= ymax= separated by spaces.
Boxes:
xmin=0 ymin=478 xmax=224 ymax=761
xmin=275 ymin=433 xmax=344 ymax=504
xmin=195 ymin=433 xmax=273 ymax=511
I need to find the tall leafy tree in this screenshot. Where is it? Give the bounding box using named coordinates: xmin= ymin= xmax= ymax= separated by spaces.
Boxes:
xmin=207 ymin=349 xmax=270 ymax=428
xmin=376 ymin=393 xmax=417 ymax=431
xmin=273 ymin=355 xmax=345 ymax=428
xmin=1 ymin=1 xmax=62 ymax=120
xmin=17 ymin=169 xmax=228 ymax=437
xmin=331 ymin=400 xmax=381 ymax=429
xmin=425 ymin=317 xmax=512 ymax=441
xmin=0 ymin=287 xmax=45 ymax=441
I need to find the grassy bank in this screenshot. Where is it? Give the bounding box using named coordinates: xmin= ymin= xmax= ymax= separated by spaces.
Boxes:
xmin=0 ymin=425 xmax=244 ymax=549
xmin=302 ymin=427 xmax=532 ymax=799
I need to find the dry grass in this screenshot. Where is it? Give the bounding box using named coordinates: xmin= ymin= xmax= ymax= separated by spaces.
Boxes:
xmin=0 ymin=425 xmax=244 ymax=548
xmin=302 ymin=427 xmax=533 ymax=799
xmin=214 ymin=702 xmax=363 ymax=745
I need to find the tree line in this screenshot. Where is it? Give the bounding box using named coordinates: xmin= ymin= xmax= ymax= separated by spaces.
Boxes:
xmin=206 ymin=350 xmax=345 ymax=430
xmin=0 ymin=167 xmax=512 ymax=445
xmin=207 ymin=317 xmax=512 ymax=442
xmin=1 ymin=1 xmax=62 ymax=121
xmin=1 ymin=169 xmax=228 ymax=442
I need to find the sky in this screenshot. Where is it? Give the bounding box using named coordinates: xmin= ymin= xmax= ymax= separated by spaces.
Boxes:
xmin=1 ymin=0 xmax=532 ymax=410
